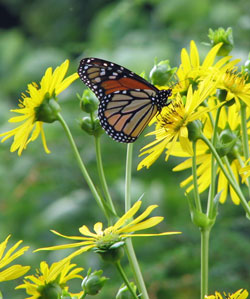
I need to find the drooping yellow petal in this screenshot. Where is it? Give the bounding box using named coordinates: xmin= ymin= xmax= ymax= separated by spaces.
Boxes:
xmin=0 ymin=265 xmax=30 ymax=282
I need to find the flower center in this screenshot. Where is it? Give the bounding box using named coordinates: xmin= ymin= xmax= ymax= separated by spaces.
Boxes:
xmin=223 ymin=70 xmax=247 ymax=93
xmin=159 ymin=98 xmax=186 ymax=132
xmin=95 ymin=233 xmax=120 ymax=250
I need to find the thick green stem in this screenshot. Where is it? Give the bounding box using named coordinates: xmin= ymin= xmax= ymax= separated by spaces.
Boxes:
xmin=192 ymin=141 xmax=202 ymax=212
xmin=124 ymin=143 xmax=149 ymax=299
xmin=95 ymin=136 xmax=117 ymax=221
xmin=57 ymin=113 xmax=109 ymax=220
xmin=115 ymin=261 xmax=138 ymax=299
xmin=200 ymin=228 xmax=210 ymax=299
xmin=200 ymin=134 xmax=250 ymax=217
xmin=240 ymin=102 xmax=250 ymax=198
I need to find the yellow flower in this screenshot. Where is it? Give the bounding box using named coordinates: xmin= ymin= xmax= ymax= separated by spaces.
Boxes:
xmin=217 ymin=69 xmax=250 ymax=106
xmin=174 ymin=40 xmax=239 ymax=94
xmin=0 ymin=60 xmax=79 ymax=156
xmin=35 ymin=201 xmax=181 ymax=260
xmin=0 ymin=235 xmax=30 ymax=282
xmin=205 ymin=289 xmax=249 ymax=299
xmin=138 ymin=77 xmax=217 ymax=170
xmin=173 ymin=104 xmax=243 ymax=204
xmin=16 ymin=258 xmax=84 ymax=299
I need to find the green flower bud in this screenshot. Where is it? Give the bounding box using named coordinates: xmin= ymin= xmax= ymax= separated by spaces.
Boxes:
xmin=149 ymin=60 xmax=177 ymax=86
xmin=37 ymin=282 xmax=62 ymax=299
xmin=216 ymin=129 xmax=240 ymax=158
xmin=80 ymin=116 xmax=104 ymax=137
xmin=116 ymin=282 xmax=137 ymax=299
xmin=187 ymin=120 xmax=203 ymax=142
xmin=35 ymin=96 xmax=61 ymax=123
xmin=78 ymin=90 xmax=98 ymax=113
xmin=208 ymin=27 xmax=234 ymax=56
xmin=81 ymin=269 xmax=109 ymax=295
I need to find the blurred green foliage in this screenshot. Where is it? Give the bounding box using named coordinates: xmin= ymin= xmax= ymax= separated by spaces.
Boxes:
xmin=0 ymin=0 xmax=250 ymax=298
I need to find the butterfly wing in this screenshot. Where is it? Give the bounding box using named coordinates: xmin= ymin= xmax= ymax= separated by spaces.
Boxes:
xmin=78 ymin=57 xmax=170 ymax=143
xmin=78 ymin=57 xmax=159 ymax=98
xmin=98 ymin=89 xmax=158 ymax=143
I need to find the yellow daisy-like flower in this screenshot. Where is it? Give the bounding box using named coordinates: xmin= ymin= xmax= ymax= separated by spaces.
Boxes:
xmin=138 ymin=77 xmax=217 ymax=170
xmin=174 ymin=40 xmax=240 ymax=94
xmin=217 ymin=69 xmax=250 ymax=106
xmin=0 ymin=60 xmax=79 ymax=156
xmin=35 ymin=201 xmax=181 ymax=260
xmin=16 ymin=258 xmax=84 ymax=299
xmin=205 ymin=288 xmax=249 ymax=299
xmin=0 ymin=235 xmax=30 ymax=282
xmin=173 ymin=104 xmax=243 ymax=204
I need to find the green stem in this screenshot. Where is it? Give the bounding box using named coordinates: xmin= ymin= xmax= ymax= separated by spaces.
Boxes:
xmin=124 ymin=143 xmax=149 ymax=299
xmin=192 ymin=141 xmax=202 ymax=212
xmin=207 ymin=106 xmax=221 ymax=218
xmin=115 ymin=261 xmax=138 ymax=299
xmin=95 ymin=136 xmax=117 ymax=221
xmin=125 ymin=143 xmax=133 ymax=212
xmin=200 ymin=133 xmax=250 ymax=217
xmin=200 ymin=228 xmax=210 ymax=299
xmin=240 ymin=102 xmax=250 ymax=198
xmin=57 ymin=113 xmax=109 ymax=220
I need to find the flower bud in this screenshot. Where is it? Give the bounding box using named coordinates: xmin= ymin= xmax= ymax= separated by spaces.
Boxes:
xmin=208 ymin=27 xmax=234 ymax=56
xmin=78 ymin=90 xmax=98 ymax=113
xmin=187 ymin=120 xmax=203 ymax=142
xmin=37 ymin=282 xmax=62 ymax=299
xmin=116 ymin=282 xmax=137 ymax=299
xmin=149 ymin=60 xmax=177 ymax=86
xmin=80 ymin=116 xmax=104 ymax=137
xmin=216 ymin=129 xmax=240 ymax=158
xmin=35 ymin=97 xmax=61 ymax=123
xmin=81 ymin=269 xmax=109 ymax=295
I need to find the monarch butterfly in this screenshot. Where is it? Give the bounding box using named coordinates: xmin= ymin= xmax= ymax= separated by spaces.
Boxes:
xmin=78 ymin=57 xmax=172 ymax=143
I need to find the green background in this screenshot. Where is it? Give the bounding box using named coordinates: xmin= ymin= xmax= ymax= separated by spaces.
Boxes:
xmin=0 ymin=0 xmax=250 ymax=298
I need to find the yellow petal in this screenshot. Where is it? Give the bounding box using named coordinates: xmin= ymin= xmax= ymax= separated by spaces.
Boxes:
xmin=51 ymin=229 xmax=94 ymax=241
xmin=119 ymin=205 xmax=159 ymax=232
xmin=202 ymin=43 xmax=222 ymax=68
xmin=113 ymin=201 xmax=142 ymax=230
xmin=94 ymin=222 xmax=103 ymax=235
xmin=120 ymin=217 xmax=164 ymax=233
xmin=218 ymin=170 xmax=227 ymax=203
xmin=190 ymin=40 xmax=200 ymax=68
xmin=121 ymin=232 xmax=181 ymax=238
